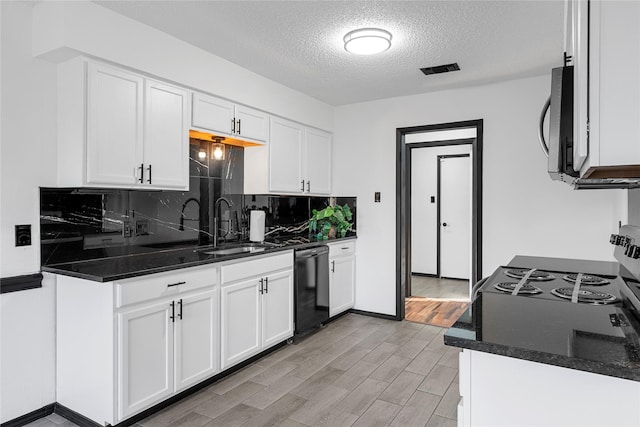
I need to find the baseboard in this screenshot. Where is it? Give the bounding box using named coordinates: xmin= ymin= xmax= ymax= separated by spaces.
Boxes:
xmin=1 ymin=403 xmax=54 ymax=427
xmin=1 ymin=340 xmax=291 ymax=427
xmin=54 ymin=403 xmax=101 ymax=427
xmin=349 ymin=308 xmax=398 ymax=321
xmin=410 ymin=272 xmax=438 ymax=277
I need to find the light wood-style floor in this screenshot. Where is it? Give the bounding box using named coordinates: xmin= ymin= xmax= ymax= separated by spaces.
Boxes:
xmin=26 ymin=314 xmax=460 ymax=427
xmin=411 ymin=276 xmax=469 ymax=301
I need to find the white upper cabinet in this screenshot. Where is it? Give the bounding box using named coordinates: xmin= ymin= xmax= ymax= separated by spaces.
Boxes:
xmin=571 ymin=0 xmax=640 ymax=178
xmin=269 ymin=117 xmax=305 ymax=193
xmin=144 ymin=80 xmax=190 ymax=189
xmin=304 ymin=127 xmax=332 ymax=195
xmin=268 ymin=116 xmax=332 ymax=195
xmin=58 ymin=59 xmax=190 ymax=190
xmin=192 ymin=92 xmax=268 ymax=143
xmin=86 ymin=64 xmax=143 ymax=186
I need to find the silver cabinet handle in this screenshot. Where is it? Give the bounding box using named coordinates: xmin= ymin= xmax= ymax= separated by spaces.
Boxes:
xmin=138 ymin=163 xmax=144 ymax=183
xmin=306 ymin=181 xmax=310 ymax=192
xmin=178 ymin=299 xmax=183 ymax=320
xmin=331 ymin=260 xmax=335 ymax=273
xmin=146 ymin=164 xmax=152 ymax=184
xmin=231 ymin=118 xmax=236 ymax=133
xmin=167 ymin=281 xmax=186 ymax=287
xmin=265 ymin=277 xmax=268 ymax=293
xmin=237 ymin=119 xmax=241 ymax=134
xmin=300 ymin=180 xmax=305 ymax=192
xmin=259 ymin=278 xmax=264 ymax=294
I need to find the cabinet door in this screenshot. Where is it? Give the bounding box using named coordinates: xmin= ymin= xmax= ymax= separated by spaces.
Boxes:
xmin=174 ymin=290 xmax=219 ymax=392
xmin=269 ymin=117 xmax=304 ymax=193
xmin=330 ymin=256 xmax=356 ymax=317
xmin=86 ymin=63 xmax=143 ymax=186
xmin=261 ymin=270 xmax=294 ymax=348
xmin=235 ymin=105 xmax=269 ymax=142
xmin=220 ymin=279 xmax=261 ymax=369
xmin=192 ymin=92 xmax=234 ymax=135
xmin=118 ymin=300 xmax=173 ymax=420
xmin=304 ymin=128 xmax=332 ymax=195
xmin=144 ymin=80 xmax=190 ymax=190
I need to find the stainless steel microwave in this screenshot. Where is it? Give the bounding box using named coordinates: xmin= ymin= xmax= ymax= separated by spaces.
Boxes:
xmin=540 ymin=65 xmax=640 ymax=189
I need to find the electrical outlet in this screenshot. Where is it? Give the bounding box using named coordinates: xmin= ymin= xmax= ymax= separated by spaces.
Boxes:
xmin=136 ymin=220 xmax=149 ymax=236
xmin=122 ymin=221 xmax=133 ymax=238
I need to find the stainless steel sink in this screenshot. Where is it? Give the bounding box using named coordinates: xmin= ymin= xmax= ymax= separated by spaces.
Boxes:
xmin=197 ymin=243 xmax=273 ymax=256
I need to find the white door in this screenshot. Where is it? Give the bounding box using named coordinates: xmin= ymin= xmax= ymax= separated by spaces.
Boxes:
xmin=261 ymin=270 xmax=294 ymax=348
xmin=329 ymin=256 xmax=356 ymax=317
xmin=86 ymin=63 xmax=143 ymax=186
xmin=118 ymin=300 xmax=173 ymax=420
xmin=191 ymin=92 xmax=234 ymax=135
xmin=304 ymin=128 xmax=332 ymax=195
xmin=220 ymin=279 xmax=261 ymax=369
xmin=269 ymin=117 xmax=304 ymax=193
xmin=144 ymin=80 xmax=189 ymax=190
xmin=235 ymin=105 xmax=269 ymax=142
xmin=439 ymin=155 xmax=471 ymax=280
xmin=174 ymin=290 xmax=219 ymax=392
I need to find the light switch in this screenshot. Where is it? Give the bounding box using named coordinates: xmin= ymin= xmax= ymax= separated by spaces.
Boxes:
xmin=374 ymin=192 xmax=381 ymax=203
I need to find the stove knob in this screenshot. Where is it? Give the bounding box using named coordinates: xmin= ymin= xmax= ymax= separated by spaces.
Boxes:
xmin=634 ymin=246 xmax=640 ymax=259
xmin=625 ymin=244 xmax=635 ymax=257
xmin=610 ymin=234 xmax=619 ymax=244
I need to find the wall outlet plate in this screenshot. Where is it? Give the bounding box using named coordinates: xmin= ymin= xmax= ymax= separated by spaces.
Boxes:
xmin=15 ymin=224 xmax=31 ymax=246
xmin=136 ymin=220 xmax=149 ymax=236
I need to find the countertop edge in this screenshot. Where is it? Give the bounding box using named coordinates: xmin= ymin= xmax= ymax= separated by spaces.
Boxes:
xmin=42 ymin=236 xmax=356 ymax=282
xmin=444 ymin=330 xmax=640 ymax=382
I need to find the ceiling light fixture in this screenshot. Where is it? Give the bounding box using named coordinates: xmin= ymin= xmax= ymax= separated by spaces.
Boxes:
xmin=343 ymin=28 xmax=392 ymax=55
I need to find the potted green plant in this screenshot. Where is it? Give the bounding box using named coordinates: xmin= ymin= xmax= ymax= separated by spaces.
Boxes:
xmin=309 ymin=204 xmax=353 ymax=240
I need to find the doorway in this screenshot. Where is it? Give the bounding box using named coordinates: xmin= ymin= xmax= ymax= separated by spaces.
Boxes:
xmin=395 ymin=120 xmax=483 ymax=321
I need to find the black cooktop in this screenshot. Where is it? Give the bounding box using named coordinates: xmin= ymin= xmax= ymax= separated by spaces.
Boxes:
xmin=444 ymin=255 xmax=640 ymax=382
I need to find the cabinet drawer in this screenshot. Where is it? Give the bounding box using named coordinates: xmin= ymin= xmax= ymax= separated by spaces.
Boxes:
xmin=221 ymin=251 xmax=293 ymax=285
xmin=328 ymin=240 xmax=356 ymax=258
xmin=116 ymin=265 xmax=218 ymax=307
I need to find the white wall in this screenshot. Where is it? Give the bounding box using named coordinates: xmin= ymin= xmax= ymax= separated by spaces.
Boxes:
xmin=333 ymin=75 xmax=627 ymax=316
xmin=31 ymin=1 xmax=333 ymax=132
xmin=0 ymin=2 xmax=59 ymax=422
xmin=411 ymin=144 xmax=471 ymax=275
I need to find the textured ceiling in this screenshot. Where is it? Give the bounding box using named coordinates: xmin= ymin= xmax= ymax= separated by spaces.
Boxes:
xmin=94 ymin=0 xmax=564 ymax=106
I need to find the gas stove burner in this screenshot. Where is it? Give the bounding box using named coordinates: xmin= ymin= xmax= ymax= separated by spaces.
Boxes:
xmin=505 ymin=269 xmax=555 ymax=281
xmin=493 ymin=282 xmax=543 ymax=295
xmin=562 ymin=274 xmax=609 ymax=286
xmin=550 ymin=287 xmax=618 ymax=305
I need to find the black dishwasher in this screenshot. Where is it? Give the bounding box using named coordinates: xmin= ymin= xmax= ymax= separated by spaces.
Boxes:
xmin=294 ymin=245 xmax=330 ymax=337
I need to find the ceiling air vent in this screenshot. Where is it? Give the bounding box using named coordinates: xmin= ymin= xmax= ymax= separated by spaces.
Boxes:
xmin=420 ymin=63 xmax=460 ymax=76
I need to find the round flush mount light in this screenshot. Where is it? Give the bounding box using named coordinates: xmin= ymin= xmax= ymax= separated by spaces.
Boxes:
xmin=343 ymin=28 xmax=392 ymax=55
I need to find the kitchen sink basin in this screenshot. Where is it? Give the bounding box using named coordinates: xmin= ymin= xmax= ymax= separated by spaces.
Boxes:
xmin=196 ymin=242 xmax=276 ymax=256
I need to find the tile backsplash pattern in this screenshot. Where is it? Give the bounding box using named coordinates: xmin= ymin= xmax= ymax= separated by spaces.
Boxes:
xmin=41 ymin=142 xmax=356 ymax=265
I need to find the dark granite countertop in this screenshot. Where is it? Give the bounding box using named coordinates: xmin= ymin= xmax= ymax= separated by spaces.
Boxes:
xmin=444 ymin=255 xmax=640 ymax=382
xmin=42 ymin=236 xmax=356 ymax=282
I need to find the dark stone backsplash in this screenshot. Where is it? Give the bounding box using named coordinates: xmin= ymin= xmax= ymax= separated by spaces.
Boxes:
xmin=41 ymin=141 xmax=356 ymax=265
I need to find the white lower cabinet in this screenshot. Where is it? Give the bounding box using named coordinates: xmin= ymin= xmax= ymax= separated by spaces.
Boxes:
xmin=458 ymin=349 xmax=640 ymax=427
xmin=56 ymin=264 xmax=219 ymax=425
xmin=328 ymin=240 xmax=356 ymax=317
xmin=220 ymin=251 xmax=294 ymax=369
xmin=118 ymin=299 xmax=174 ymax=420
xmin=119 ymin=288 xmax=219 ymax=421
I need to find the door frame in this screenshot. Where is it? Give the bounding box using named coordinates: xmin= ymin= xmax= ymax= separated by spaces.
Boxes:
xmin=396 ymin=119 xmax=483 ymax=320
xmin=437 ymin=153 xmax=471 ymax=279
